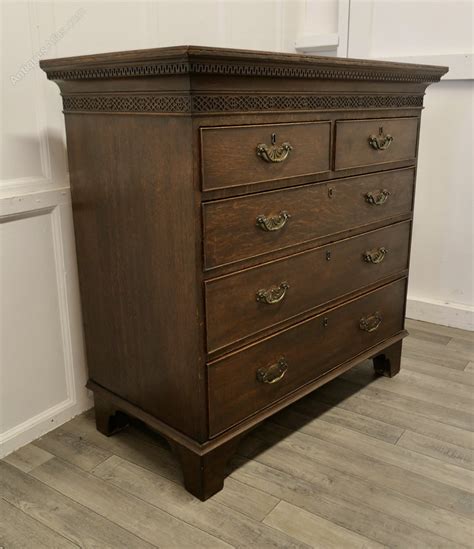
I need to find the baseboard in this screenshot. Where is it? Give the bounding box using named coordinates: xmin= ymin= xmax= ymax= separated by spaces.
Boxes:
xmin=0 ymin=395 xmax=93 ymax=459
xmin=406 ymin=296 xmax=474 ymax=332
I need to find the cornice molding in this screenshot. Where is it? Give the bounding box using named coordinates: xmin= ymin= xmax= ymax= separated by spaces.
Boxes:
xmin=61 ymin=93 xmax=424 ymax=113
xmin=46 ymin=60 xmax=443 ymax=83
xmin=41 ymin=46 xmax=448 ymax=84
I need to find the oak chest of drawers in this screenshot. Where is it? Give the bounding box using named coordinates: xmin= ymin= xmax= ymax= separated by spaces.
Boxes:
xmin=41 ymin=46 xmax=447 ymax=500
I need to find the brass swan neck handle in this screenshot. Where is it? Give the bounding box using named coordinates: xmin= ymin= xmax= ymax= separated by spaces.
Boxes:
xmin=369 ymin=126 xmax=393 ymax=151
xmin=365 ymin=189 xmax=390 ymax=205
xmin=369 ymin=126 xmax=393 ymax=150
xmin=359 ymin=312 xmax=382 ymax=333
xmin=256 ymin=282 xmax=290 ymax=305
xmin=256 ymin=357 xmax=288 ymax=384
xmin=256 ymin=211 xmax=291 ymax=232
xmin=256 ymin=133 xmax=293 ymax=163
xmin=363 ymin=247 xmax=388 ymax=264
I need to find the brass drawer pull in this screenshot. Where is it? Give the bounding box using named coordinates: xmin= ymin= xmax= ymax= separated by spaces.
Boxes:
xmin=359 ymin=312 xmax=382 ymax=333
xmin=256 ymin=281 xmax=289 ymax=304
xmin=365 ymin=189 xmax=390 ymax=205
xmin=256 ymin=133 xmax=293 ymax=163
xmin=363 ymin=247 xmax=388 ymax=264
xmin=256 ymin=357 xmax=288 ymax=384
xmin=368 ymin=127 xmax=393 ymax=150
xmin=256 ymin=211 xmax=290 ymax=231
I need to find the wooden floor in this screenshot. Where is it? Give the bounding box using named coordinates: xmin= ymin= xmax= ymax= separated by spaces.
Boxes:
xmin=2 ymin=319 xmax=473 ymax=548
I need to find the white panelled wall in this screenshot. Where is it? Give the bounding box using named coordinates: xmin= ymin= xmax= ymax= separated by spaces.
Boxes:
xmin=1 ymin=0 xmax=472 ymax=457
xmin=347 ymin=0 xmax=474 ymax=330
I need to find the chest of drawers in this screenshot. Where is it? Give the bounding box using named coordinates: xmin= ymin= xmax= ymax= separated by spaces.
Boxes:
xmin=41 ymin=46 xmax=447 ymax=500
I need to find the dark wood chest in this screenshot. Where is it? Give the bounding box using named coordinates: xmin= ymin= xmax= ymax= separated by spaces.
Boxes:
xmin=41 ymin=46 xmax=447 ymax=500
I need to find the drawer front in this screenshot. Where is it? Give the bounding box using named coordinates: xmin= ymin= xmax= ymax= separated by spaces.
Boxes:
xmin=203 ymin=168 xmax=414 ymax=269
xmin=208 ymin=278 xmax=406 ymax=436
xmin=206 ymin=221 xmax=410 ymax=354
xmin=201 ymin=121 xmax=331 ymax=192
xmin=334 ymin=117 xmax=418 ymax=171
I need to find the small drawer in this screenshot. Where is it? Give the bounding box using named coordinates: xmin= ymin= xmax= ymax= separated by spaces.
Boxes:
xmin=200 ymin=121 xmax=331 ymax=192
xmin=203 ymin=168 xmax=414 ymax=269
xmin=334 ymin=117 xmax=419 ymax=171
xmin=208 ymin=278 xmax=406 ymax=436
xmin=205 ymin=221 xmax=411 ymax=354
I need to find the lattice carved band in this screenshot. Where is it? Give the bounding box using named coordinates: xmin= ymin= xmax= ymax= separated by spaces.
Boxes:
xmin=47 ymin=61 xmax=441 ymax=83
xmin=62 ymin=94 xmax=424 ymax=113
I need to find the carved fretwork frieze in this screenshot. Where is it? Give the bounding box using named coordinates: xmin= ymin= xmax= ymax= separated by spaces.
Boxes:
xmin=63 ymin=95 xmax=192 ymax=113
xmin=62 ymin=93 xmax=424 ymax=114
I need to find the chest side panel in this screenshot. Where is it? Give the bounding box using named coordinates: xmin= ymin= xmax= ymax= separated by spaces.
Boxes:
xmin=64 ymin=113 xmax=207 ymax=440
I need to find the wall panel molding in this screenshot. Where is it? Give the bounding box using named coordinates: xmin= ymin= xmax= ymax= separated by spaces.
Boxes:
xmin=0 ymin=188 xmax=92 ymax=458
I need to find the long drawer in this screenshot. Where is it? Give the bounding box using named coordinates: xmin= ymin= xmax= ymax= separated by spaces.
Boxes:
xmin=200 ymin=121 xmax=331 ymax=192
xmin=205 ymin=221 xmax=410 ymax=354
xmin=203 ymin=168 xmax=414 ymax=269
xmin=208 ymin=278 xmax=406 ymax=436
xmin=334 ymin=117 xmax=418 ymax=171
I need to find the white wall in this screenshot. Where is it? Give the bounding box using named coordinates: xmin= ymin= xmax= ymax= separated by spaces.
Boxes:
xmin=1 ymin=1 xmax=92 ymax=457
xmin=343 ymin=0 xmax=473 ymax=330
xmin=409 ymin=80 xmax=473 ymax=329
xmin=1 ymin=0 xmax=472 ymax=457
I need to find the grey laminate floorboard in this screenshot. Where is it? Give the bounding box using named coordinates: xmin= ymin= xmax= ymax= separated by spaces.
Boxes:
xmin=270 ymin=409 xmax=474 ymax=491
xmin=92 ymin=454 xmax=309 ymax=548
xmin=230 ymin=453 xmax=469 ymax=548
xmin=0 ymin=461 xmax=154 ymax=548
xmin=263 ymin=500 xmax=385 ymax=549
xmin=2 ymin=443 xmax=53 ymax=473
xmin=396 ymin=430 xmax=473 ymax=470
xmin=308 ymin=378 xmax=474 ymax=449
xmin=30 ymin=458 xmax=231 ymax=548
xmin=245 ymin=422 xmax=473 ymax=516
xmin=0 ymin=498 xmax=77 ymax=549
xmin=2 ymin=320 xmax=473 ymax=548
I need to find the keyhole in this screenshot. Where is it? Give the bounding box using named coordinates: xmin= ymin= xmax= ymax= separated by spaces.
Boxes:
xmin=328 ymin=187 xmax=335 ymax=199
xmin=271 ymin=133 xmax=276 ymax=145
xmin=323 ymin=317 xmax=329 ymax=327
xmin=379 ymin=126 xmax=384 ymax=136
xmin=326 ymin=251 xmax=332 ymax=261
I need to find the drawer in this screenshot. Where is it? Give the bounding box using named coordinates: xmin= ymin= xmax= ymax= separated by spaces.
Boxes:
xmin=203 ymin=168 xmax=414 ymax=269
xmin=208 ymin=278 xmax=406 ymax=436
xmin=205 ymin=221 xmax=410 ymax=354
xmin=334 ymin=117 xmax=418 ymax=171
xmin=200 ymin=121 xmax=331 ymax=192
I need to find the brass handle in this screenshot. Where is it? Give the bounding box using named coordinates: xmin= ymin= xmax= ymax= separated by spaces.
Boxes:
xmin=256 ymin=357 xmax=288 ymax=384
xmin=256 ymin=133 xmax=293 ymax=163
xmin=368 ymin=127 xmax=393 ymax=150
xmin=359 ymin=312 xmax=382 ymax=333
xmin=363 ymin=247 xmax=388 ymax=264
xmin=256 ymin=211 xmax=290 ymax=232
xmin=256 ymin=282 xmax=289 ymax=304
xmin=365 ymin=189 xmax=390 ymax=205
